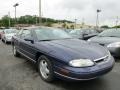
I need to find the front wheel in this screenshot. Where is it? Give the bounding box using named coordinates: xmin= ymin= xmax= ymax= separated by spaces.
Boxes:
xmin=37 ymin=55 xmax=54 ymax=82
xmin=13 ymin=45 xmax=20 ymax=57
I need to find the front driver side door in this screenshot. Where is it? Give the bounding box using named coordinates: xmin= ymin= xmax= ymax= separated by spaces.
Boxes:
xmin=20 ymin=30 xmax=36 ymax=61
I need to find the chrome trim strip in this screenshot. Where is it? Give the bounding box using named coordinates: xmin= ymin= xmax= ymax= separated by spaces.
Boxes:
xmin=19 ymin=48 xmax=35 ymax=56
xmin=17 ymin=50 xmax=36 ymax=63
xmin=94 ymin=55 xmax=108 ymax=62
xmin=54 ymin=72 xmax=97 ymax=81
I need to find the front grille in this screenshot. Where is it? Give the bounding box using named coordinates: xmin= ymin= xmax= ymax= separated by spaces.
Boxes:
xmin=95 ymin=59 xmax=104 ymax=63
xmin=94 ymin=55 xmax=108 ymax=63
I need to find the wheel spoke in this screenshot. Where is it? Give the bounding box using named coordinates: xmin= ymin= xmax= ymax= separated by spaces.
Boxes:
xmin=45 ymin=68 xmax=49 ymax=74
xmin=41 ymin=61 xmax=44 ymax=67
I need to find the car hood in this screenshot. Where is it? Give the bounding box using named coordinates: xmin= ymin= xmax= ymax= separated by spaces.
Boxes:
xmin=36 ymin=39 xmax=109 ymax=63
xmin=88 ymin=36 xmax=120 ymax=45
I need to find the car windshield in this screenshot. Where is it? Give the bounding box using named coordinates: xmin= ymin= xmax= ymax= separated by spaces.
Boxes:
xmin=86 ymin=30 xmax=98 ymax=34
xmin=35 ymin=28 xmax=72 ymax=41
xmin=5 ymin=29 xmax=16 ymax=34
xmin=70 ymin=30 xmax=83 ymax=35
xmin=69 ymin=30 xmax=83 ymax=39
xmin=99 ymin=30 xmax=120 ymax=37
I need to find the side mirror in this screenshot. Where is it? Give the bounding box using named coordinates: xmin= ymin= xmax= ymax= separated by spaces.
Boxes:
xmin=24 ymin=38 xmax=34 ymax=44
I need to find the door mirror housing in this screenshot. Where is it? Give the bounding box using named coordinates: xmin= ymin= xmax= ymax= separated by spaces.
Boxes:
xmin=24 ymin=38 xmax=34 ymax=44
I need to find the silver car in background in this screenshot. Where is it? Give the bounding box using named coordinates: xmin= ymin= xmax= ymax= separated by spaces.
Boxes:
xmin=2 ymin=29 xmax=17 ymax=44
xmin=88 ymin=29 xmax=120 ymax=57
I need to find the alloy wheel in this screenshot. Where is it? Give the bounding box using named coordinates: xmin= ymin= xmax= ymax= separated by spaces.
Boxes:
xmin=39 ymin=59 xmax=50 ymax=79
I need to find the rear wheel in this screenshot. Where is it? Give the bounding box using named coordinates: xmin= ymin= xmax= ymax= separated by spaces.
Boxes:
xmin=13 ymin=45 xmax=20 ymax=57
xmin=1 ymin=39 xmax=3 ymax=42
xmin=37 ymin=55 xmax=54 ymax=82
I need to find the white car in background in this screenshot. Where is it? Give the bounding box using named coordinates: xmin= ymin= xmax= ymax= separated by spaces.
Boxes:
xmin=2 ymin=29 xmax=17 ymax=44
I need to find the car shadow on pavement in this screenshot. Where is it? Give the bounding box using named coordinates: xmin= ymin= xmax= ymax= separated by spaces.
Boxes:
xmin=17 ymin=55 xmax=116 ymax=90
xmin=50 ymin=77 xmax=108 ymax=90
xmin=1 ymin=40 xmax=12 ymax=45
xmin=115 ymin=57 xmax=120 ymax=63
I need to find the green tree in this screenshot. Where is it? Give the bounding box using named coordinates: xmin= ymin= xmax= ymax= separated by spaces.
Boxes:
xmin=101 ymin=25 xmax=109 ymax=28
xmin=112 ymin=25 xmax=120 ymax=28
xmin=70 ymin=25 xmax=74 ymax=29
xmin=62 ymin=23 xmax=67 ymax=28
xmin=46 ymin=22 xmax=52 ymax=27
xmin=1 ymin=15 xmax=10 ymax=27
xmin=0 ymin=15 xmax=73 ymax=27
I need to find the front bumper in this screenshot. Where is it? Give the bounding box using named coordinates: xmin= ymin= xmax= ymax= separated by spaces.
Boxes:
xmin=54 ymin=56 xmax=114 ymax=81
xmin=6 ymin=38 xmax=12 ymax=42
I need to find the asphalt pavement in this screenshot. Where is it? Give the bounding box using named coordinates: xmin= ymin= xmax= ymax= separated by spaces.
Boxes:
xmin=0 ymin=41 xmax=120 ymax=90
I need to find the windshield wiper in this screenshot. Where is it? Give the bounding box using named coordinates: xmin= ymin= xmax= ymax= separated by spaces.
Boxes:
xmin=99 ymin=35 xmax=116 ymax=37
xmin=39 ymin=38 xmax=74 ymax=41
xmin=39 ymin=39 xmax=52 ymax=41
xmin=61 ymin=38 xmax=74 ymax=40
xmin=109 ymin=36 xmax=116 ymax=37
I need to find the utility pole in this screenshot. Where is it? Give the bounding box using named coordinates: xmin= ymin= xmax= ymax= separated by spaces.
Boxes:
xmin=82 ymin=18 xmax=85 ymax=24
xmin=96 ymin=9 xmax=101 ymax=29
xmin=35 ymin=15 xmax=38 ymax=25
xmin=8 ymin=12 xmax=11 ymax=28
xmin=39 ymin=0 xmax=42 ymax=26
xmin=13 ymin=3 xmax=19 ymax=25
xmin=46 ymin=18 xmax=47 ymax=24
xmin=80 ymin=18 xmax=85 ymax=29
xmin=115 ymin=16 xmax=119 ymax=30
xmin=75 ymin=19 xmax=77 ymax=29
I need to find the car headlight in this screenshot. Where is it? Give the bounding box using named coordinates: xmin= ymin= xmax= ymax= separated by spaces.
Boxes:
xmin=107 ymin=42 xmax=120 ymax=48
xmin=69 ymin=59 xmax=95 ymax=68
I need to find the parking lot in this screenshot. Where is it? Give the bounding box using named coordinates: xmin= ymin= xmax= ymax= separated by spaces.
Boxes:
xmin=0 ymin=41 xmax=119 ymax=90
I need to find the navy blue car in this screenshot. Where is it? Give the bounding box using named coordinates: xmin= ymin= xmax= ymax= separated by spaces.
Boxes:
xmin=12 ymin=27 xmax=114 ymax=82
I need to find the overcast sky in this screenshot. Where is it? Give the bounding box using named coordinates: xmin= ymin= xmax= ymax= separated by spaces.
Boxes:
xmin=0 ymin=0 xmax=120 ymax=26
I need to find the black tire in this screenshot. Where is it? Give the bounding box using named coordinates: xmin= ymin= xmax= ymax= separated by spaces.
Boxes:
xmin=13 ymin=45 xmax=20 ymax=57
xmin=1 ymin=39 xmax=3 ymax=42
xmin=37 ymin=55 xmax=54 ymax=82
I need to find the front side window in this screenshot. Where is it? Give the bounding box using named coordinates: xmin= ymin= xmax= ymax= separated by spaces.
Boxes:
xmin=70 ymin=30 xmax=83 ymax=35
xmin=21 ymin=30 xmax=32 ymax=39
xmin=17 ymin=30 xmax=23 ymax=36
